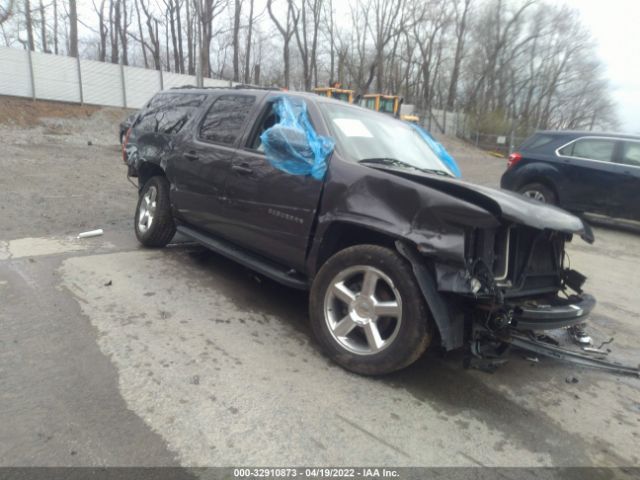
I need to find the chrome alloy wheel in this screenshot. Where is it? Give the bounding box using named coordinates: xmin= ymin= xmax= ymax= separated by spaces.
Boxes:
xmin=323 ymin=265 xmax=403 ymax=355
xmin=138 ymin=185 xmax=157 ymax=233
xmin=522 ymin=189 xmax=546 ymax=202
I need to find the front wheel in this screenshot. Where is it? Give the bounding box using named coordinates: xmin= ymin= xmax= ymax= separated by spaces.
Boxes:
xmin=309 ymin=245 xmax=432 ymax=375
xmin=134 ymin=176 xmax=176 ymax=247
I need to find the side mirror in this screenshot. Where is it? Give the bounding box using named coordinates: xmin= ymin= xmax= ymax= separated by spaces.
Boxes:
xmin=261 ymin=124 xmax=313 ymax=160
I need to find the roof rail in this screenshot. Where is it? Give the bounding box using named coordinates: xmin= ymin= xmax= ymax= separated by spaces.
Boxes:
xmin=232 ymin=83 xmax=280 ymax=91
xmin=168 ymin=84 xmax=223 ymax=90
xmin=167 ymin=83 xmax=280 ymax=92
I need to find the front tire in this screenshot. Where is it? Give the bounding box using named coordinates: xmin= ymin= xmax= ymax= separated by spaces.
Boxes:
xmin=135 ymin=176 xmax=176 ymax=247
xmin=309 ymin=245 xmax=432 ymax=375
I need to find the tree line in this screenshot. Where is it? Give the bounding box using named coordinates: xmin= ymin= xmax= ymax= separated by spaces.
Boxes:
xmin=0 ymin=0 xmax=618 ymax=134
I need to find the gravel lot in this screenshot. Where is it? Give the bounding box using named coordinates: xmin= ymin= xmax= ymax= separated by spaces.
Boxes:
xmin=1 ymin=99 xmax=639 ymax=471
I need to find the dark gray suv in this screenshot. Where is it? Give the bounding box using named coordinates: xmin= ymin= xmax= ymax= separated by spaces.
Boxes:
xmin=501 ymin=130 xmax=640 ymax=221
xmin=123 ymin=86 xmax=597 ymax=375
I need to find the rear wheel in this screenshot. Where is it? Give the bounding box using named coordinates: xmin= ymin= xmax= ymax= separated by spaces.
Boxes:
xmin=135 ymin=176 xmax=176 ymax=247
xmin=309 ymin=245 xmax=432 ymax=375
xmin=518 ymin=182 xmax=557 ymax=205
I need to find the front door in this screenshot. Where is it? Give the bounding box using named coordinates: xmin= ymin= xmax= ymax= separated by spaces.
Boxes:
xmin=223 ymin=98 xmax=327 ymax=271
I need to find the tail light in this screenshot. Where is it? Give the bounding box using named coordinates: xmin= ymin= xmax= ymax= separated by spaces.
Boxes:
xmin=122 ymin=127 xmax=132 ymax=163
xmin=507 ymin=152 xmax=522 ymax=169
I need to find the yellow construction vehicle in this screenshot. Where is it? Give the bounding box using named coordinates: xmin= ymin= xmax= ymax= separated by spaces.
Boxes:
xmin=358 ymin=94 xmax=401 ymax=115
xmin=359 ymin=93 xmax=421 ymax=123
xmin=312 ymin=86 xmax=354 ymax=104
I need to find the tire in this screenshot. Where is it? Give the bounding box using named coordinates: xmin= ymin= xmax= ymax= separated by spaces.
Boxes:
xmin=309 ymin=244 xmax=433 ymax=375
xmin=134 ymin=175 xmax=176 ymax=247
xmin=518 ymin=182 xmax=557 ymax=205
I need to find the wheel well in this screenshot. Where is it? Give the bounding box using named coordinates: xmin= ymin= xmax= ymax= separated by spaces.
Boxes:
xmin=315 ymin=222 xmax=399 ymax=273
xmin=137 ymin=162 xmax=166 ymax=191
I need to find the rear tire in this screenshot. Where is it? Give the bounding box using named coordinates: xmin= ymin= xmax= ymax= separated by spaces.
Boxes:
xmin=309 ymin=244 xmax=432 ymax=375
xmin=134 ymin=176 xmax=176 ymax=247
xmin=518 ymin=182 xmax=557 ymax=205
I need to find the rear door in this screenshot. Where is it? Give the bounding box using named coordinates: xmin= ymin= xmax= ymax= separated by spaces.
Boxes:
xmin=556 ymin=137 xmax=620 ymax=215
xmin=222 ymin=96 xmax=327 ymax=271
xmin=168 ymin=93 xmax=258 ymax=233
xmin=614 ymin=140 xmax=640 ymax=220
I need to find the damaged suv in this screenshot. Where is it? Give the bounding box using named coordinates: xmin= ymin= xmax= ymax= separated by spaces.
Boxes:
xmin=124 ymin=86 xmax=596 ymax=375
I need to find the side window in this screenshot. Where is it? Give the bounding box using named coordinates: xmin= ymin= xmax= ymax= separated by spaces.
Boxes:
xmin=199 ymin=95 xmax=256 ymax=145
xmin=560 ymin=138 xmax=615 ymax=162
xmin=134 ymin=93 xmax=206 ymax=135
xmin=365 ymin=98 xmax=376 ymax=110
xmin=247 ymin=104 xmax=280 ymax=151
xmin=621 ymin=142 xmax=640 ymax=167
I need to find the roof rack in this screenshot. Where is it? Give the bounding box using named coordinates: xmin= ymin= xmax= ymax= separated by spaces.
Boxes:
xmin=167 ymin=83 xmax=280 ymax=92
xmin=232 ymin=84 xmax=281 ymax=91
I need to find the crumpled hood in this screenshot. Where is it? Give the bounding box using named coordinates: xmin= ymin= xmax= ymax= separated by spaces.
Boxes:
xmin=367 ymin=165 xmax=594 ymax=243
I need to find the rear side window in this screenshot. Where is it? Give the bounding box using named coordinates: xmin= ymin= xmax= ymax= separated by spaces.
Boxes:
xmin=621 ymin=141 xmax=640 ymax=167
xmin=135 ymin=93 xmax=206 ymax=136
xmin=199 ymin=95 xmax=256 ymax=145
xmin=520 ymin=134 xmax=556 ymax=151
xmin=559 ymin=138 xmax=616 ymax=162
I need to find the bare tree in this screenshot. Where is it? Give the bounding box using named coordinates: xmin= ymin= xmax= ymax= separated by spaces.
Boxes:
xmin=243 ymin=0 xmax=254 ymax=83
xmin=365 ymin=0 xmax=405 ymax=92
xmin=38 ymin=0 xmax=47 ymax=52
xmin=0 ymin=0 xmax=14 ymax=25
xmin=94 ymin=0 xmax=108 ymax=61
xmin=52 ymin=0 xmax=58 ymax=53
xmin=446 ymin=0 xmax=471 ymax=110
xmin=232 ymin=0 xmax=241 ymax=81
xmin=68 ymin=0 xmax=78 ymax=57
xmin=24 ymin=0 xmax=35 ymax=50
xmin=194 ymin=0 xmax=228 ymax=78
xmin=290 ymin=0 xmax=323 ymax=90
xmin=139 ymin=0 xmax=161 ymax=69
xmin=267 ymin=0 xmax=297 ymax=88
xmin=69 ymin=0 xmax=78 ymax=57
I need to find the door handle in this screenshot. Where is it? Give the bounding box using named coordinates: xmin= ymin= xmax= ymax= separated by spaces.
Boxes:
xmin=232 ymin=163 xmax=253 ymax=174
xmin=184 ymin=151 xmax=199 ymax=161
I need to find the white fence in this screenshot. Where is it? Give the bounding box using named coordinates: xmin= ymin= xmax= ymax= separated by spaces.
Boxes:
xmin=0 ymin=46 xmax=231 ymax=109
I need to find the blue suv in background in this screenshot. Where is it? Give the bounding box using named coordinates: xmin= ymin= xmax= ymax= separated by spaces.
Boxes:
xmin=501 ymin=131 xmax=640 ymax=221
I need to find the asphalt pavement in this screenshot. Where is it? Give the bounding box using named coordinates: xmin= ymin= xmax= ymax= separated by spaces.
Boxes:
xmin=1 ymin=123 xmax=639 ymax=468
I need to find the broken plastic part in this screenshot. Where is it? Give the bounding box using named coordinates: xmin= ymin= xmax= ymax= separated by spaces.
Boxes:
xmin=77 ymin=229 xmax=104 ymax=239
xmin=260 ymin=96 xmax=335 ymax=180
xmin=409 ymin=123 xmax=461 ymax=178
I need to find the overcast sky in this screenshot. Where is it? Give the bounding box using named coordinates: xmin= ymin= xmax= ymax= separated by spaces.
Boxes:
xmin=563 ymin=0 xmax=640 ymax=133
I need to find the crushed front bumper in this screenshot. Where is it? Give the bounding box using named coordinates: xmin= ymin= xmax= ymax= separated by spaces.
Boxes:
xmin=509 ymin=293 xmax=596 ymax=330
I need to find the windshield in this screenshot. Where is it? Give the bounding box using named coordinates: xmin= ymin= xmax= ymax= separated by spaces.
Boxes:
xmin=331 ymin=92 xmax=350 ymax=102
xmin=379 ymin=97 xmax=396 ymax=114
xmin=320 ymin=103 xmax=453 ymax=176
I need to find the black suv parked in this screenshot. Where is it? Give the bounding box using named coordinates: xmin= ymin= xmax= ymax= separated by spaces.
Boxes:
xmin=124 ymin=86 xmax=596 ymax=375
xmin=501 ymin=131 xmax=640 ymax=220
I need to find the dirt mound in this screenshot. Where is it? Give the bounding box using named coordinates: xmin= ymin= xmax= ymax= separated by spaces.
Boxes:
xmin=0 ymin=96 xmax=132 ymax=146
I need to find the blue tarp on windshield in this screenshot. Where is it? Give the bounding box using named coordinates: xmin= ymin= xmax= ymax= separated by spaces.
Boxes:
xmin=409 ymin=123 xmax=462 ymax=178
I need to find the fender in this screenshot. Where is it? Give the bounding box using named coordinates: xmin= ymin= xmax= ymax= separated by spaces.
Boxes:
xmin=512 ymin=161 xmax=563 ymax=199
xmin=395 ymin=240 xmax=465 ymax=351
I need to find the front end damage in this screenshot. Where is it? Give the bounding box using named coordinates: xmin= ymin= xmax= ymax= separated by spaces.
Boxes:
xmin=440 ymin=224 xmax=595 ymax=332
xmin=386 ymin=174 xmax=598 ymax=354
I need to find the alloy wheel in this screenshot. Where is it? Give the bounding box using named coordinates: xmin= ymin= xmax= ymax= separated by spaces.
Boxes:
xmin=323 ymin=265 xmax=403 ymax=355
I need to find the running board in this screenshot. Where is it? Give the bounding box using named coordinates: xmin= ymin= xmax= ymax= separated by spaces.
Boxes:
xmin=176 ymin=226 xmax=309 ymax=290
xmin=502 ymin=332 xmax=640 ymax=377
